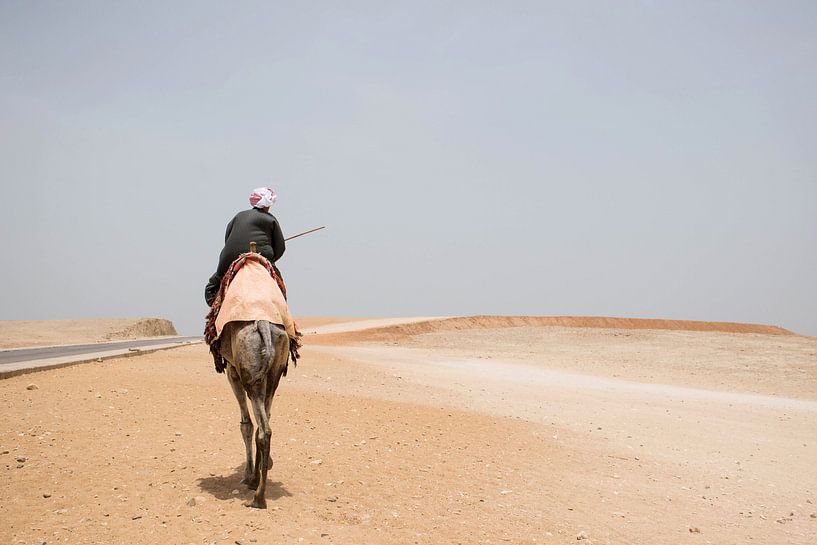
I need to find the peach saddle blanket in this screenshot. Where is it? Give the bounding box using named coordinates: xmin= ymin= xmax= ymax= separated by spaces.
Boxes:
xmin=214 ymin=259 xmax=296 ymax=340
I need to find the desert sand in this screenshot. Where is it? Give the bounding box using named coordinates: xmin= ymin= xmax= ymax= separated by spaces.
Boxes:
xmin=2 ymin=316 xmax=816 ymax=545
xmin=0 ymin=318 xmax=178 ymax=349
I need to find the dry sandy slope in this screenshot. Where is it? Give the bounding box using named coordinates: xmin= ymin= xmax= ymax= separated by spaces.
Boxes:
xmin=1 ymin=317 xmax=816 ymax=545
xmin=0 ymin=318 xmax=178 ymax=349
xmin=311 ymin=315 xmax=794 ymax=345
xmin=368 ymin=324 xmax=817 ymax=400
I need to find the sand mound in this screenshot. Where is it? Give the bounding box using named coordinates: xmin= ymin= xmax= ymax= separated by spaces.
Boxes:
xmin=0 ymin=318 xmax=178 ymax=349
xmin=103 ymin=318 xmax=178 ymax=340
xmin=312 ymin=315 xmax=794 ymax=344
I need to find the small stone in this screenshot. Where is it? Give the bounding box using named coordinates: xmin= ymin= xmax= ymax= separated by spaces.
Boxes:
xmin=310 ymin=459 xmax=322 ymax=465
xmin=187 ymin=497 xmax=197 ymax=506
xmin=132 ymin=514 xmax=142 ymax=520
xmin=26 ymin=384 xmax=38 ymax=391
xmin=689 ymin=526 xmax=701 ymax=533
xmin=577 ymin=530 xmax=589 ymax=540
xmin=326 ymin=496 xmax=338 ymax=502
xmin=97 ymin=357 xmax=103 ymax=362
xmin=175 ymin=432 xmax=182 ymax=437
xmin=42 ymin=492 xmax=51 ymax=498
xmin=231 ymin=489 xmax=240 ymax=495
xmin=16 ymin=456 xmax=26 ymax=463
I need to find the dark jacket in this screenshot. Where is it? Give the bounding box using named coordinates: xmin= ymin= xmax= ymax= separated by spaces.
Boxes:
xmin=205 ymin=208 xmax=285 ymax=305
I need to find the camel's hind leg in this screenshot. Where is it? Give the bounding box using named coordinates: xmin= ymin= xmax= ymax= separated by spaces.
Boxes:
xmin=247 ymin=384 xmax=271 ymax=509
xmin=260 ymin=325 xmax=288 ymax=470
xmin=262 ymin=350 xmax=286 ymax=469
xmin=226 ymin=366 xmax=255 ymax=486
xmin=263 ymin=333 xmax=288 ymax=417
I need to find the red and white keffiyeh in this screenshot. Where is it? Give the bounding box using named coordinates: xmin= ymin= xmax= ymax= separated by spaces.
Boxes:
xmin=249 ymin=187 xmax=277 ymax=208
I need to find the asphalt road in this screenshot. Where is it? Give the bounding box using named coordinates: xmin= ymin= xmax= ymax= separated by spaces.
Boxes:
xmin=0 ymin=336 xmax=203 ymax=366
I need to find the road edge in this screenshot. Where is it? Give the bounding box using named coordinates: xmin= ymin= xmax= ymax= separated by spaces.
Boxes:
xmin=0 ymin=339 xmax=204 ymax=380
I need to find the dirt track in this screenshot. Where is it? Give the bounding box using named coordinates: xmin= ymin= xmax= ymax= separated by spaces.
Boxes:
xmin=2 ymin=317 xmax=816 ymax=544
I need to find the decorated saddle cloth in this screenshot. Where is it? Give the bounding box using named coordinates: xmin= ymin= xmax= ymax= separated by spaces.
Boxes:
xmin=215 ymin=260 xmax=295 ymax=339
xmin=204 ymin=253 xmax=299 ymax=373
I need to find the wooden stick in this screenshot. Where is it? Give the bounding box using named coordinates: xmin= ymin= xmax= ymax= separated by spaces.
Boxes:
xmin=285 ymin=226 xmax=326 ymax=242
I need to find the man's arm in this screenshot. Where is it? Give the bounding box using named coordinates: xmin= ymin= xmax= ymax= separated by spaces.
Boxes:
xmin=271 ymin=219 xmax=286 ymax=261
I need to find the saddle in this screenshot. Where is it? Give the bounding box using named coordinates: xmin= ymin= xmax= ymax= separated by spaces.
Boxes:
xmin=204 ymin=253 xmax=300 ymax=373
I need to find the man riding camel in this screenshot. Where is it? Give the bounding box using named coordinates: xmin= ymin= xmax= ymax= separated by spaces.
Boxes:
xmin=205 ymin=187 xmax=286 ymax=306
xmin=204 ymin=186 xmax=301 ymax=373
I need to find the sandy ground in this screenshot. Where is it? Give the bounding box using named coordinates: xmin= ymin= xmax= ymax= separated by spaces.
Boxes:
xmin=0 ymin=319 xmax=178 ymax=349
xmin=2 ymin=317 xmax=817 ymax=544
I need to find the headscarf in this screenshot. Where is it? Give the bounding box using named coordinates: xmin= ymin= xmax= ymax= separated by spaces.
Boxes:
xmin=249 ymin=187 xmax=277 ymax=209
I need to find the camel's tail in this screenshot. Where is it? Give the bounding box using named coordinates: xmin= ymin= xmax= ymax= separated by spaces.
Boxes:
xmin=255 ymin=319 xmax=299 ymax=377
xmin=255 ymin=320 xmax=273 ymax=364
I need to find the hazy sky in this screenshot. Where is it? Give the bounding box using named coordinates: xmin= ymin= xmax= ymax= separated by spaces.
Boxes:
xmin=1 ymin=1 xmax=815 ymax=336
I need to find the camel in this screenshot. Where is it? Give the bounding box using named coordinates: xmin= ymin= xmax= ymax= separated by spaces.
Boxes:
xmin=217 ymin=319 xmax=290 ymax=509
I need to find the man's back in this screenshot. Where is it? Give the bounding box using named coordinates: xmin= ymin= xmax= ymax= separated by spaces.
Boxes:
xmin=220 ymin=208 xmax=285 ymax=267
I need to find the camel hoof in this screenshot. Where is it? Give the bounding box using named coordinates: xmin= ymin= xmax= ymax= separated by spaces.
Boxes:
xmin=247 ymin=497 xmax=266 ymax=509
